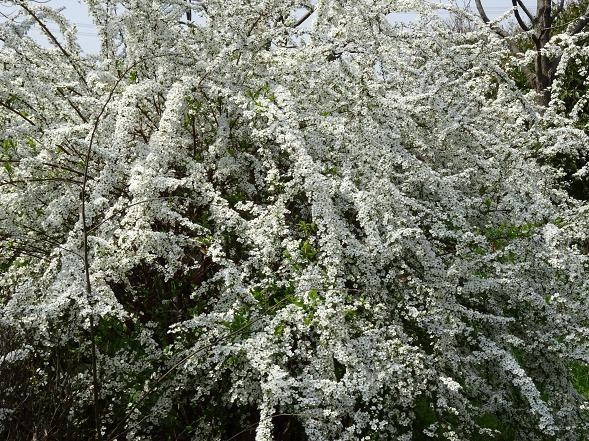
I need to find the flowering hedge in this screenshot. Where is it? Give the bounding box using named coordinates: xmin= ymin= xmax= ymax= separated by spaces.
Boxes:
xmin=1 ymin=1 xmax=589 ymax=440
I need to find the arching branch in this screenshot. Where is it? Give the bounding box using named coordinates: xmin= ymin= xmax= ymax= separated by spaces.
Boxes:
xmin=474 ymin=0 xmax=491 ymax=23
xmin=512 ymin=0 xmax=531 ymax=31
xmin=474 ymin=0 xmax=509 ymax=36
xmin=516 ymin=0 xmax=535 ymax=23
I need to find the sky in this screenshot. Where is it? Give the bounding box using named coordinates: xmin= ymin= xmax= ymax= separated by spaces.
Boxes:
xmin=0 ymin=0 xmax=538 ymax=54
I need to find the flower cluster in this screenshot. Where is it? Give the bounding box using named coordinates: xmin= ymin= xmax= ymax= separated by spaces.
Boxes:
xmin=1 ymin=1 xmax=589 ymax=440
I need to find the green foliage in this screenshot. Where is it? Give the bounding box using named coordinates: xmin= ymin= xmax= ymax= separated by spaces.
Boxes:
xmin=571 ymin=361 xmax=589 ymax=398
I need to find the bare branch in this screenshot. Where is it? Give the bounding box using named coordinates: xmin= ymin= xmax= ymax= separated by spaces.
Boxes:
xmin=56 ymin=141 xmax=85 ymax=161
xmin=186 ymin=0 xmax=192 ymax=21
xmin=474 ymin=0 xmax=491 ymax=23
xmin=294 ymin=7 xmax=314 ymax=28
xmin=0 ymin=100 xmax=35 ymax=126
xmin=512 ymin=0 xmax=530 ymax=31
xmin=515 ymin=0 xmax=535 ymax=24
xmin=475 ymin=0 xmax=509 ymax=37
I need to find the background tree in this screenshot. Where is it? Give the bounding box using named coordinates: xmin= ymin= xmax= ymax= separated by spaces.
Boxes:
xmin=471 ymin=1 xmax=589 ymax=201
xmin=475 ymin=0 xmax=589 ymax=106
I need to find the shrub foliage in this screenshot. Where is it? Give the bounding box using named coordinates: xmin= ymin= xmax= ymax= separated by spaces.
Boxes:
xmin=1 ymin=1 xmax=589 ymax=440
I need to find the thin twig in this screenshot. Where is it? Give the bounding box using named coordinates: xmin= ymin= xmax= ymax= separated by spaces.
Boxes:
xmin=80 ymin=53 xmax=209 ymax=440
xmin=57 ymin=88 xmax=88 ymax=123
xmin=0 ymin=100 xmax=35 ymax=126
xmin=18 ymin=3 xmax=89 ymax=88
xmin=81 ymin=53 xmax=139 ymax=441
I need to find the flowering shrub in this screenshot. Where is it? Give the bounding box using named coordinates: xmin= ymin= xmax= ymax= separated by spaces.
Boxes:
xmin=1 ymin=1 xmax=589 ymax=440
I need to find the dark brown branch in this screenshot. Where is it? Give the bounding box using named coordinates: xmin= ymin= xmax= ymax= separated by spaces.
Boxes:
xmin=0 ymin=159 xmax=89 ymax=178
xmin=4 ymin=244 xmax=46 ymax=259
xmin=151 ymin=95 xmax=163 ymax=116
xmin=191 ymin=114 xmax=198 ymax=158
xmin=474 ymin=0 xmax=509 ymax=37
xmin=87 ymin=195 xmax=190 ymax=234
xmin=512 ymin=0 xmax=530 ymax=31
xmin=80 ymin=54 xmax=206 ymax=440
xmin=57 ymin=88 xmax=88 ymax=123
xmin=42 ymin=161 xmax=87 ymax=178
xmin=136 ymin=104 xmax=159 ymax=131
xmin=80 ymin=52 xmax=133 ymax=441
xmin=1 ymin=177 xmax=83 ymax=187
xmin=236 ymin=12 xmax=265 ymax=64
xmin=66 ymin=86 xmax=83 ymax=97
xmin=474 ymin=0 xmax=491 ymax=23
xmin=18 ymin=3 xmax=88 ymax=88
xmin=8 ymin=227 xmax=83 ymax=259
xmin=106 ymin=295 xmax=290 ymax=441
xmin=0 ymin=100 xmax=35 ymax=126
xmin=294 ymin=8 xmax=314 ymax=28
xmin=131 ymin=127 xmax=149 ymax=143
xmin=225 ymin=413 xmax=316 ymax=441
xmin=14 ymin=95 xmax=40 ymax=116
xmin=186 ymin=0 xmax=192 ymax=21
xmin=57 ymin=141 xmax=85 ymax=161
xmin=472 ymin=2 xmax=535 ymax=86
xmin=516 ymin=0 xmax=535 ymax=24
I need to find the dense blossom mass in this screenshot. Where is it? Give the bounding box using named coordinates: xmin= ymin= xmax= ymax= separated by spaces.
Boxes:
xmin=1 ymin=0 xmax=589 ymax=440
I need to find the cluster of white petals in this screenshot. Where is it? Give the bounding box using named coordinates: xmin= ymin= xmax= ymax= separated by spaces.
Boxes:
xmin=1 ymin=1 xmax=589 ymax=440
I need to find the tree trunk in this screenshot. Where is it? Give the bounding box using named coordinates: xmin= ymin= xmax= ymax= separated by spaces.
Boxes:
xmin=534 ymin=0 xmax=553 ymax=107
